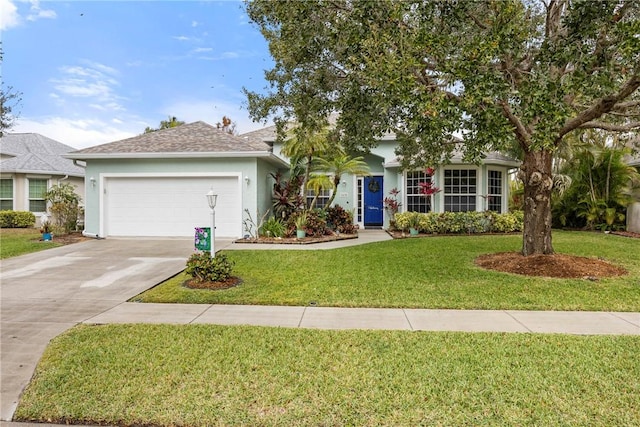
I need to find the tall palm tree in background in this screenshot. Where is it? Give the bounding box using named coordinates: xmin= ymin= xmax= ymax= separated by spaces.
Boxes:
xmin=280 ymin=126 xmax=333 ymax=198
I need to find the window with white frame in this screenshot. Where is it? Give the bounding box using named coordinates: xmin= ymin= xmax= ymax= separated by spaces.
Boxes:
xmin=29 ymin=178 xmax=48 ymax=212
xmin=0 ymin=179 xmax=13 ymax=210
xmin=357 ymin=178 xmax=363 ymax=222
xmin=406 ymin=171 xmax=433 ymax=213
xmin=306 ymin=188 xmax=332 ymax=209
xmin=444 ymin=169 xmax=477 ymax=212
xmin=487 ymin=170 xmax=503 ymax=212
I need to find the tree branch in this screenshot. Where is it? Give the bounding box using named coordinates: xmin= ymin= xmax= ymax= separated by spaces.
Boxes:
xmin=498 ymin=99 xmax=531 ymax=149
xmin=560 ymin=74 xmax=640 ymax=137
xmin=578 ymin=121 xmax=640 ymax=132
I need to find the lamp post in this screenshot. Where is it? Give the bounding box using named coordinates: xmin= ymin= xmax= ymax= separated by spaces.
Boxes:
xmin=206 ymin=189 xmax=217 ymax=257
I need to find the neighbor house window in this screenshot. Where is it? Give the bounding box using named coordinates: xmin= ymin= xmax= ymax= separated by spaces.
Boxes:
xmin=406 ymin=171 xmax=433 ymax=213
xmin=0 ymin=179 xmax=13 ymax=210
xmin=29 ymin=178 xmax=48 ymax=212
xmin=307 ymin=188 xmax=331 ymax=209
xmin=444 ymin=169 xmax=477 ymax=212
xmin=487 ymin=170 xmax=503 ymax=212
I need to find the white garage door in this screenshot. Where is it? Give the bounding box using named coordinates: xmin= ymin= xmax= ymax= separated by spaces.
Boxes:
xmin=104 ymin=176 xmax=241 ymax=238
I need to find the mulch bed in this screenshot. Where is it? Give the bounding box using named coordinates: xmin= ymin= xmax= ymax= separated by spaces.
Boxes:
xmin=610 ymin=230 xmax=640 ymax=239
xmin=234 ymin=233 xmax=358 ymax=245
xmin=475 ymin=252 xmax=627 ymax=279
xmin=183 ymin=276 xmax=243 ymax=290
xmin=37 ymin=232 xmax=93 ymax=244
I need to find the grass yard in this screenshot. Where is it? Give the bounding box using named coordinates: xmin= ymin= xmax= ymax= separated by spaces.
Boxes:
xmin=14 ymin=324 xmax=640 ymax=426
xmin=134 ymin=231 xmax=640 ymax=311
xmin=0 ymin=228 xmax=60 ymax=259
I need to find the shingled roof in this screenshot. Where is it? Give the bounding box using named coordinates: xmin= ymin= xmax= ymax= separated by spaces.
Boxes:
xmin=70 ymin=121 xmax=271 ymax=158
xmin=0 ymin=133 xmax=85 ymax=177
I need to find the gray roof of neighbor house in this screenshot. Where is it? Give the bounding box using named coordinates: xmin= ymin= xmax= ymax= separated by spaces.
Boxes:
xmin=0 ymin=133 xmax=85 ymax=177
xmin=68 ymin=121 xmax=281 ymax=163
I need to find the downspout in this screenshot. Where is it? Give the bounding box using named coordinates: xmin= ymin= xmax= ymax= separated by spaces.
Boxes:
xmin=71 ymin=159 xmax=101 ymax=239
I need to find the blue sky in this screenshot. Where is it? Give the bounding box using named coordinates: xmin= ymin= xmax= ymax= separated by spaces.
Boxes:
xmin=1 ymin=0 xmax=274 ymax=149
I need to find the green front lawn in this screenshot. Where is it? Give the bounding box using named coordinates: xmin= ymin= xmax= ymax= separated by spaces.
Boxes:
xmin=14 ymin=324 xmax=640 ymax=426
xmin=0 ymin=228 xmax=60 ymax=259
xmin=134 ymin=231 xmax=640 ymax=311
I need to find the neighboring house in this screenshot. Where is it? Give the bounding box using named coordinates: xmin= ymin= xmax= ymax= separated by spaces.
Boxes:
xmin=245 ymin=125 xmax=520 ymax=230
xmin=0 ymin=133 xmax=85 ymax=225
xmin=67 ymin=120 xmax=518 ymax=239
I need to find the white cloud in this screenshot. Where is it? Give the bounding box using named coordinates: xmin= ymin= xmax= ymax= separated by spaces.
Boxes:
xmin=26 ymin=0 xmax=56 ymax=22
xmin=13 ymin=117 xmax=140 ymax=149
xmin=50 ymin=61 xmax=124 ymax=111
xmin=0 ymin=0 xmax=20 ymax=30
xmin=173 ymin=35 xmax=190 ymax=41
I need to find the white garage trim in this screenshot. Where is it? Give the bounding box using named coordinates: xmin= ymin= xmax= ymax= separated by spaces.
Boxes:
xmin=99 ymin=172 xmax=242 ymax=238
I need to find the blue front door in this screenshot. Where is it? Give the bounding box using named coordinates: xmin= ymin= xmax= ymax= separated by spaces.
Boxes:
xmin=364 ymin=176 xmax=383 ymax=227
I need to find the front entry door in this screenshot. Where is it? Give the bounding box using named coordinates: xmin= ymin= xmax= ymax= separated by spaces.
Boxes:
xmin=364 ymin=176 xmax=384 ymax=227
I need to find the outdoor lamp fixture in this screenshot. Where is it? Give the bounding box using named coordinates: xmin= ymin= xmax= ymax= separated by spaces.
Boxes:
xmin=206 ymin=189 xmax=218 ymax=257
xmin=90 ymin=176 xmax=96 ymax=187
xmin=244 ymin=175 xmax=250 ymax=185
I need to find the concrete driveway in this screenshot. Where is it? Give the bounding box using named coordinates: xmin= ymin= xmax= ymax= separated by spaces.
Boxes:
xmin=0 ymin=238 xmax=196 ymax=421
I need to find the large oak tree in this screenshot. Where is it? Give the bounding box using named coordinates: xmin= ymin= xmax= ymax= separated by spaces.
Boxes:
xmin=244 ymin=0 xmax=640 ymax=255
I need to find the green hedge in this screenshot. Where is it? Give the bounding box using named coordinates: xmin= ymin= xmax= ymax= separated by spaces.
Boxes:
xmin=394 ymin=211 xmax=524 ymax=234
xmin=0 ymin=210 xmax=36 ymax=228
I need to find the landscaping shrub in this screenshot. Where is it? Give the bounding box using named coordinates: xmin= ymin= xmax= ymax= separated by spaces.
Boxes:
xmin=394 ymin=211 xmax=524 ymax=234
xmin=259 ymin=216 xmax=286 ymax=238
xmin=286 ymin=209 xmax=328 ymax=237
xmin=185 ymin=252 xmax=235 ymax=283
xmin=326 ymin=205 xmax=357 ymax=234
xmin=44 ymin=183 xmax=82 ymax=233
xmin=0 ymin=210 xmax=36 ymax=228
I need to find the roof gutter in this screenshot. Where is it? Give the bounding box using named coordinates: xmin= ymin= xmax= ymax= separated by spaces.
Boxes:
xmin=65 ymin=151 xmax=290 ymax=168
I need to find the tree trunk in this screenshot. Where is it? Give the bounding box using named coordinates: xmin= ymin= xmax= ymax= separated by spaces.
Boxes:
xmin=521 ymin=149 xmax=555 ymax=256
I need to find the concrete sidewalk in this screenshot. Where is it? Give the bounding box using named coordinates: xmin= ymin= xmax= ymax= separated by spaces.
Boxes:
xmin=86 ymin=302 xmax=640 ymax=335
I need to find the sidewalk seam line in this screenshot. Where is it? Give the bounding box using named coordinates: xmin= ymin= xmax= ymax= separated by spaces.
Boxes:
xmin=402 ymin=309 xmax=414 ymax=331
xmin=298 ymin=306 xmax=307 ymax=328
xmin=504 ymin=310 xmax=532 ymax=332
xmin=189 ymin=304 xmax=214 ymax=324
xmin=608 ymin=311 xmax=640 ymax=329
xmin=81 ymin=302 xmax=125 ymax=324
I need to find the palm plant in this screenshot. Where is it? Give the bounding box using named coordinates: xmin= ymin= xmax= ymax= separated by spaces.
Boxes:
xmin=552 ymin=131 xmax=640 ymax=230
xmin=281 ymin=125 xmax=337 ymax=198
xmin=312 ymin=154 xmax=371 ymax=209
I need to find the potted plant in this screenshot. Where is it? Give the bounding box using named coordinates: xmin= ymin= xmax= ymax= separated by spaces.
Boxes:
xmin=40 ymin=220 xmax=53 ymax=241
xmin=295 ymin=212 xmax=308 ymax=238
xmin=408 ymin=213 xmax=421 ymax=236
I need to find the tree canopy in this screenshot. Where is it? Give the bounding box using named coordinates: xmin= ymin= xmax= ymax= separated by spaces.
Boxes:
xmin=0 ymin=44 xmax=22 ymax=137
xmin=245 ymin=0 xmax=640 ymax=255
xmin=143 ymin=116 xmax=185 ymax=134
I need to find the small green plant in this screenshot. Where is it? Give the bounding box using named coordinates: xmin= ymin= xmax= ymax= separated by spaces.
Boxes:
xmin=294 ymin=212 xmax=308 ymax=230
xmin=0 ymin=210 xmax=36 ymax=228
xmin=40 ymin=220 xmax=52 ymax=234
xmin=259 ymin=216 xmax=286 ymax=238
xmin=185 ymin=252 xmax=235 ymax=283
